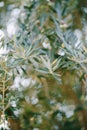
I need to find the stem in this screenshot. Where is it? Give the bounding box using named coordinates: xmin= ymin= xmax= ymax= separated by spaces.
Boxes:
xmin=2 ymin=71 xmax=6 ymax=130
xmin=2 ymin=80 xmax=5 ymax=130
xmin=2 ymin=82 xmax=5 ymax=115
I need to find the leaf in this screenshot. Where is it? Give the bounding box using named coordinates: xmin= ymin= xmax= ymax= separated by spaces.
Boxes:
xmin=7 ymin=57 xmax=24 ymax=68
xmin=40 ymin=56 xmax=49 ymax=68
xmin=52 ymin=73 xmax=61 ymax=83
xmin=83 ymin=45 xmax=87 ymax=53
xmin=25 ymin=44 xmax=33 ymax=56
xmin=25 ymin=44 xmax=41 ymax=57
xmin=35 ymin=68 xmax=49 ymax=74
xmin=52 ymin=58 xmax=61 ymax=71
xmin=21 ymin=67 xmax=27 ymax=75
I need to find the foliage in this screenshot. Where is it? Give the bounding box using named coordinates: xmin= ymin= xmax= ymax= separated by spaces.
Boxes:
xmin=0 ymin=0 xmax=87 ymax=130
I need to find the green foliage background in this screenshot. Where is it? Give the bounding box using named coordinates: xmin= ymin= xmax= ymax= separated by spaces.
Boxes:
xmin=0 ymin=0 xmax=87 ymax=130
